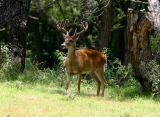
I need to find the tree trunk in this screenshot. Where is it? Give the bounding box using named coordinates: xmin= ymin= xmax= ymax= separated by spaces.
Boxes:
xmin=0 ymin=0 xmax=31 ymax=71
xmin=96 ymin=0 xmax=112 ymax=50
xmin=127 ymin=9 xmax=152 ymax=92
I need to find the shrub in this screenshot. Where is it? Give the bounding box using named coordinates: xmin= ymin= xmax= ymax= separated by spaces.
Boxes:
xmin=0 ymin=45 xmax=65 ymax=86
xmin=150 ymin=35 xmax=159 ymax=53
xmin=140 ymin=60 xmax=160 ymax=96
xmin=105 ymin=58 xmax=136 ymax=87
xmin=0 ymin=44 xmax=20 ymax=80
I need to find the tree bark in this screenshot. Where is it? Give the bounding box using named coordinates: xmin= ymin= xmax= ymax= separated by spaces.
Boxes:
xmin=0 ymin=0 xmax=31 ymax=71
xmin=96 ymin=0 xmax=112 ymax=50
xmin=127 ymin=9 xmax=152 ymax=91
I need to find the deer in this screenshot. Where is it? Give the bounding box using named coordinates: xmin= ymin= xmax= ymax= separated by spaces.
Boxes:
xmin=57 ymin=21 xmax=107 ymax=96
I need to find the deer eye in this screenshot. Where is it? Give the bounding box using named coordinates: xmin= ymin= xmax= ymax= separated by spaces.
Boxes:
xmin=69 ymin=40 xmax=73 ymax=42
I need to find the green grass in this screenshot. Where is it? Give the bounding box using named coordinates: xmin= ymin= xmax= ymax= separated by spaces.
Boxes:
xmin=0 ymin=81 xmax=160 ymax=117
xmin=0 ymin=61 xmax=160 ymax=117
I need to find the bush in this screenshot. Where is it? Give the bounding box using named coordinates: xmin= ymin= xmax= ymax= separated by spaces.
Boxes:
xmin=105 ymin=58 xmax=136 ymax=87
xmin=0 ymin=44 xmax=21 ymax=80
xmin=150 ymin=35 xmax=159 ymax=53
xmin=0 ymin=46 xmax=137 ymax=91
xmin=0 ymin=58 xmax=66 ymax=87
xmin=140 ymin=60 xmax=160 ymax=96
xmin=0 ymin=45 xmax=64 ymax=85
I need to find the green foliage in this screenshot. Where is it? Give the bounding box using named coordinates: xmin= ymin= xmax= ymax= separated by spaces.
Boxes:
xmin=150 ymin=35 xmax=159 ymax=53
xmin=107 ymin=86 xmax=142 ymax=101
xmin=0 ymin=44 xmax=12 ymax=67
xmin=0 ymin=44 xmax=21 ymax=80
xmin=0 ymin=47 xmax=65 ymax=86
xmin=140 ymin=60 xmax=160 ymax=96
xmin=112 ymin=8 xmax=126 ymax=30
xmin=105 ymin=58 xmax=136 ymax=87
xmin=53 ymin=50 xmax=66 ymax=70
xmin=0 ymin=45 xmax=65 ymax=88
xmin=101 ymin=47 xmax=111 ymax=55
xmin=0 ymin=60 xmax=66 ymax=88
xmin=45 ymin=0 xmax=78 ymax=21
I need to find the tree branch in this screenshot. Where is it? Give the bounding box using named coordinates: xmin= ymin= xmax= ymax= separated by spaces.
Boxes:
xmin=0 ymin=28 xmax=5 ymax=31
xmin=131 ymin=0 xmax=148 ymax=4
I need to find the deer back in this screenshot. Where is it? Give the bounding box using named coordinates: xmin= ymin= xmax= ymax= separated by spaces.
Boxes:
xmin=65 ymin=49 xmax=107 ymax=75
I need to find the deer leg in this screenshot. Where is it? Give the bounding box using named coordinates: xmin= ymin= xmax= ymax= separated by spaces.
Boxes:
xmin=101 ymin=81 xmax=105 ymax=96
xmin=65 ymin=73 xmax=71 ymax=91
xmin=90 ymin=72 xmax=101 ymax=96
xmin=77 ymin=74 xmax=82 ymax=95
xmin=95 ymin=70 xmax=107 ymax=96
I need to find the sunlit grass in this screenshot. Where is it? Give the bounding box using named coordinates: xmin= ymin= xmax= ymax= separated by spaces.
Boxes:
xmin=0 ymin=82 xmax=160 ymax=117
xmin=0 ymin=59 xmax=159 ymax=117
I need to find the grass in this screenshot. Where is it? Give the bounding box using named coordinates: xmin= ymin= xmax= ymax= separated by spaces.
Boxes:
xmin=0 ymin=60 xmax=160 ymax=117
xmin=0 ymin=81 xmax=160 ymax=117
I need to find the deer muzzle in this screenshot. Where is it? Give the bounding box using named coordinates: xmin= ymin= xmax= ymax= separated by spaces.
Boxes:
xmin=61 ymin=42 xmax=66 ymax=49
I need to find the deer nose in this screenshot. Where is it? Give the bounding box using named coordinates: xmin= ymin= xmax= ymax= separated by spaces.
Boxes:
xmin=61 ymin=42 xmax=65 ymax=46
xmin=61 ymin=42 xmax=66 ymax=49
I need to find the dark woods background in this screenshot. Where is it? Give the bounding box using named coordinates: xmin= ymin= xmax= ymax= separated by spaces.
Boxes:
xmin=1 ymin=0 xmax=160 ymax=95
xmin=0 ymin=0 xmax=147 ymax=68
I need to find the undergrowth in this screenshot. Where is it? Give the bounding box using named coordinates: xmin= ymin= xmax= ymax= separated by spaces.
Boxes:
xmin=140 ymin=60 xmax=160 ymax=96
xmin=0 ymin=47 xmax=147 ymax=99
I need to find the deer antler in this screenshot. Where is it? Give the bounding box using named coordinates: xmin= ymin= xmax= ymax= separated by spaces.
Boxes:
xmin=57 ymin=21 xmax=73 ymax=36
xmin=57 ymin=21 xmax=68 ymax=35
xmin=72 ymin=21 xmax=88 ymax=38
xmin=57 ymin=21 xmax=88 ymax=37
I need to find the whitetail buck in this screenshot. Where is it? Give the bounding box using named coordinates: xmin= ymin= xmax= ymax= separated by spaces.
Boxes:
xmin=57 ymin=21 xmax=107 ymax=96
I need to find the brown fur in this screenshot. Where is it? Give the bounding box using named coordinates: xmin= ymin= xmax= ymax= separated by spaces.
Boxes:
xmin=57 ymin=22 xmax=107 ymax=96
xmin=65 ymin=49 xmax=106 ymax=75
xmin=64 ymin=46 xmax=107 ymax=96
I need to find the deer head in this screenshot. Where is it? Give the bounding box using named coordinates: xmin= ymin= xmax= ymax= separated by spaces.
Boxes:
xmin=57 ymin=21 xmax=88 ymax=49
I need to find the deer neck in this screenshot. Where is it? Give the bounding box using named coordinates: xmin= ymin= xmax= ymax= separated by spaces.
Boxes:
xmin=67 ymin=44 xmax=76 ymax=59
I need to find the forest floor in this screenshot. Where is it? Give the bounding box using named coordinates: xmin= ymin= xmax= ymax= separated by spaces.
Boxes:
xmin=0 ymin=82 xmax=160 ymax=117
